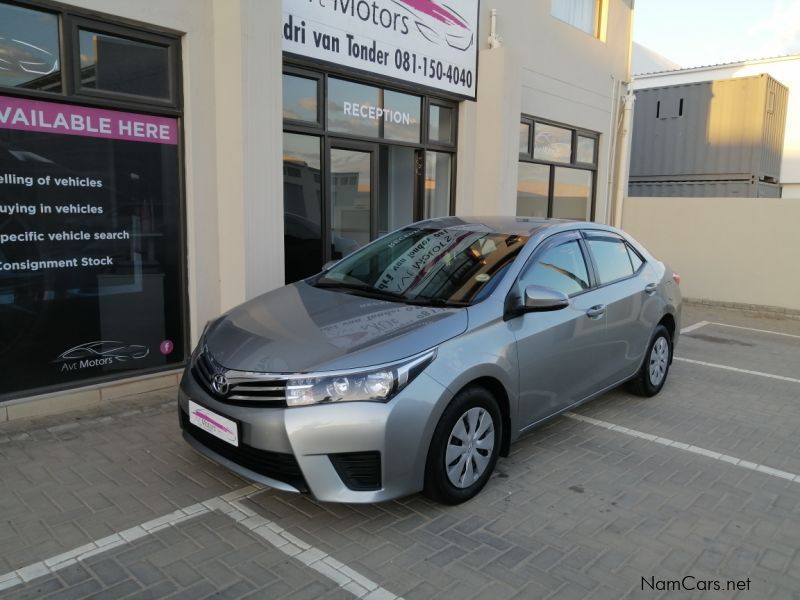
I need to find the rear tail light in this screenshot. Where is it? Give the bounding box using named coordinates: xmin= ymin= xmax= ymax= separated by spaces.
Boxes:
xmin=672 ymin=272 xmax=681 ymax=285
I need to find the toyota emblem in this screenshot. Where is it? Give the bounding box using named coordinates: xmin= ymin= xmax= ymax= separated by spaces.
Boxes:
xmin=211 ymin=373 xmax=229 ymax=396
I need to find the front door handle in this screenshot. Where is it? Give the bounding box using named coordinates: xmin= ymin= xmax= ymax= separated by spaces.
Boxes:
xmin=644 ymin=283 xmax=658 ymax=296
xmin=586 ymin=304 xmax=606 ymax=319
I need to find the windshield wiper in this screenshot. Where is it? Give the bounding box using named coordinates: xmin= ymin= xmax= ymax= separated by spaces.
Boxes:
xmin=415 ymin=297 xmax=470 ymax=308
xmin=314 ymin=281 xmax=467 ymax=308
xmin=313 ymin=280 xmax=412 ymax=303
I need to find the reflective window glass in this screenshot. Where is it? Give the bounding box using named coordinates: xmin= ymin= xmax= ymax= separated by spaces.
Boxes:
xmin=331 ymin=148 xmax=372 ymax=255
xmin=383 ymin=90 xmax=420 ymax=143
xmin=283 ymin=74 xmax=318 ymax=122
xmin=520 ymin=240 xmax=589 ymax=296
xmin=577 ymin=135 xmax=596 ymax=164
xmin=322 ymin=227 xmax=529 ymax=305
xmin=79 ymin=30 xmax=170 ymax=99
xmin=0 ymin=4 xmax=60 ymax=92
xmin=429 ymin=104 xmax=454 ymax=144
xmin=587 ymin=236 xmax=635 ymax=284
xmin=533 ymin=122 xmax=572 ymax=163
xmin=551 ymin=0 xmax=599 ymax=36
xmin=0 ymin=101 xmax=184 ymax=396
xmin=519 ymin=122 xmax=530 ymax=154
xmin=283 ymin=133 xmax=323 ymax=283
xmin=553 ymin=167 xmax=591 ymax=220
xmin=379 ymin=145 xmax=415 ymax=236
xmin=627 ymin=245 xmax=644 ymax=271
xmin=516 ymin=162 xmax=550 ymax=217
xmin=327 ymin=78 xmax=380 ymax=138
xmin=424 ymin=151 xmax=452 ymax=218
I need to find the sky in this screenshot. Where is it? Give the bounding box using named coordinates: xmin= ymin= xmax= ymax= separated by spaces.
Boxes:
xmin=634 ymin=0 xmax=800 ymax=68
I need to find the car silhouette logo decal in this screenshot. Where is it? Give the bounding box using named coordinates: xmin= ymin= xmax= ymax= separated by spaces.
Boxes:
xmin=212 ymin=373 xmax=230 ymax=396
xmin=191 ymin=408 xmax=234 ymax=435
xmin=55 ymin=340 xmax=150 ymax=372
xmin=393 ymin=0 xmax=474 ymax=51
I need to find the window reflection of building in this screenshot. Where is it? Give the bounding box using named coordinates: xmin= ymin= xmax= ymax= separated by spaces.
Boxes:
xmin=518 ymin=117 xmax=598 ymax=220
xmin=283 ymin=159 xmax=321 ymax=224
xmin=283 ymin=69 xmax=458 ymax=284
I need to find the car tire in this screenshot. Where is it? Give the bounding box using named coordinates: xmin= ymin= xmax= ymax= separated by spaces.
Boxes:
xmin=423 ymin=386 xmax=502 ymax=505
xmin=629 ymin=324 xmax=672 ymax=397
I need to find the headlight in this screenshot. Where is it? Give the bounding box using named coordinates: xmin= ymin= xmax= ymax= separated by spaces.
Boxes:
xmin=285 ymin=349 xmax=436 ymax=407
xmin=192 ymin=320 xmax=215 ymax=359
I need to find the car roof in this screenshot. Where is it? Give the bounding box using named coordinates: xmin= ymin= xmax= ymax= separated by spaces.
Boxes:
xmin=412 ymin=216 xmax=619 ymax=237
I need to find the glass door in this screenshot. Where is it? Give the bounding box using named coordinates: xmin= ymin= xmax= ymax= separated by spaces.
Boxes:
xmin=328 ymin=140 xmax=377 ymax=260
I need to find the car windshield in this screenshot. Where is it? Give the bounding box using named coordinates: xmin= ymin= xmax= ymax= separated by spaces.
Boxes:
xmin=313 ymin=226 xmax=529 ymax=306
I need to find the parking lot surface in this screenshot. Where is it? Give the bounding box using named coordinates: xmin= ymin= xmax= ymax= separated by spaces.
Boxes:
xmin=1 ymin=304 xmax=799 ymax=599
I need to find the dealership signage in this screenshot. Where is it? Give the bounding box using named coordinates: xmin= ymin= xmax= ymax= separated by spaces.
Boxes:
xmin=342 ymin=101 xmax=413 ymax=125
xmin=282 ymin=0 xmax=480 ymax=99
xmin=0 ymin=94 xmax=184 ymax=399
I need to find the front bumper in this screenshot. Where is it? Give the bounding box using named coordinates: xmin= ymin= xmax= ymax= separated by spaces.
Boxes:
xmin=178 ymin=364 xmax=451 ymax=503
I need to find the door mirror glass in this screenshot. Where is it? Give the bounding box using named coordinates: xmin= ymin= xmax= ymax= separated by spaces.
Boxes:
xmin=524 ymin=285 xmax=570 ymax=311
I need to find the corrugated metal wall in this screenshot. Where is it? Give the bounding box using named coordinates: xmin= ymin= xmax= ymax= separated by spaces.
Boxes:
xmin=628 ymin=180 xmax=782 ymax=198
xmin=761 ymin=76 xmax=789 ymax=178
xmin=629 ymin=74 xmax=789 ymax=197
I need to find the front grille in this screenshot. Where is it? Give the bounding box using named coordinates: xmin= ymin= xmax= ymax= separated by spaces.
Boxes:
xmin=180 ymin=409 xmax=308 ymax=492
xmin=192 ymin=350 xmax=287 ymax=407
xmin=329 ymin=452 xmax=382 ymax=491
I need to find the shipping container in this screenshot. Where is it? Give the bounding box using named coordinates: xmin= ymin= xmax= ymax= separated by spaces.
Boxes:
xmin=629 ymin=74 xmax=789 ymax=188
xmin=628 ymin=179 xmax=782 ymax=198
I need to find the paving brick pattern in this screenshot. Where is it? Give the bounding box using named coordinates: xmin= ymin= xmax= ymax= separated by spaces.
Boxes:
xmin=1 ymin=306 xmax=800 ymax=599
xmin=2 ymin=512 xmax=349 ymax=600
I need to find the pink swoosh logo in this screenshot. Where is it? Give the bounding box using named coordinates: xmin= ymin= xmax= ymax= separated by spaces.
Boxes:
xmin=192 ymin=410 xmax=234 ymax=435
xmin=397 ymin=0 xmax=468 ymax=29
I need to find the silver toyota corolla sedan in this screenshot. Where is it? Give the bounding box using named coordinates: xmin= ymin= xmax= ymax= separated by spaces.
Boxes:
xmin=179 ymin=217 xmax=682 ymax=504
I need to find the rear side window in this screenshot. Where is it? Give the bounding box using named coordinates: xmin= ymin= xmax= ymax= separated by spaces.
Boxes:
xmin=519 ymin=239 xmax=590 ymax=296
xmin=586 ymin=236 xmax=637 ymax=284
xmin=627 ymin=245 xmax=644 ymax=271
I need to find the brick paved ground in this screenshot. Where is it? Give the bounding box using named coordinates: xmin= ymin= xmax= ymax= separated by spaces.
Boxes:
xmin=1 ymin=304 xmax=799 ymax=599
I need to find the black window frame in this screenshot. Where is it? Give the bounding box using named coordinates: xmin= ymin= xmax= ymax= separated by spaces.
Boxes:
xmin=282 ymin=68 xmax=324 ymax=129
xmin=0 ymin=0 xmax=189 ymax=401
xmin=518 ymin=115 xmax=599 ymax=220
xmin=0 ymin=0 xmax=183 ymax=115
xmin=282 ymin=61 xmax=459 ymax=274
xmin=513 ymin=231 xmax=595 ymax=301
xmin=581 ymin=231 xmax=646 ymax=288
xmin=70 ymin=17 xmax=180 ymax=108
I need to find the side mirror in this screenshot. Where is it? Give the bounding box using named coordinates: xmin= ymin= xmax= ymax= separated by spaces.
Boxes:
xmin=523 ymin=285 xmax=570 ymax=311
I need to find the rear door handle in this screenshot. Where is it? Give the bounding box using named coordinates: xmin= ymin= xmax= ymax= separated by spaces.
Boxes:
xmin=644 ymin=283 xmax=658 ymax=296
xmin=586 ymin=304 xmax=606 ymax=319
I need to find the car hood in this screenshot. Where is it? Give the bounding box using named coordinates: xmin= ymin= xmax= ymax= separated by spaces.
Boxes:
xmin=204 ymin=281 xmax=468 ymax=372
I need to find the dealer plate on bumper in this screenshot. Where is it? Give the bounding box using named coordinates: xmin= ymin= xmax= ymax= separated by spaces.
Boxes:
xmin=188 ymin=400 xmax=239 ymax=447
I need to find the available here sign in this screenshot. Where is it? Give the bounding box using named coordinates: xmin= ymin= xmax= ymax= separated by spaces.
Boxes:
xmin=282 ymin=0 xmax=480 ymax=99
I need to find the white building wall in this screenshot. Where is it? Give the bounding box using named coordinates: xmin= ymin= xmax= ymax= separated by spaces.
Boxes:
xmin=633 ymin=56 xmax=800 ymax=198
xmin=458 ymin=0 xmax=634 ymax=223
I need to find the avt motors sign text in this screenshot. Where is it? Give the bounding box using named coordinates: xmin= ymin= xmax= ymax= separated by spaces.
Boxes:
xmin=282 ymin=0 xmax=479 ymax=99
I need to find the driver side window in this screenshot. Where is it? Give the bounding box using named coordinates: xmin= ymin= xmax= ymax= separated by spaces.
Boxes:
xmin=518 ymin=239 xmax=590 ymax=297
